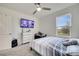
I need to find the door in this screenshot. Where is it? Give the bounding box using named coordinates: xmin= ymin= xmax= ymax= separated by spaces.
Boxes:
xmin=0 ymin=12 xmax=12 ymax=50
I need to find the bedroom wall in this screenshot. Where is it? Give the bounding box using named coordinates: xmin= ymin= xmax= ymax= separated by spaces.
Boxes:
xmin=52 ymin=4 xmax=79 ymax=38
xmin=39 ymin=4 xmax=79 ymax=38
xmin=39 ymin=15 xmax=56 ymax=36
xmin=0 ymin=6 xmax=39 ymax=50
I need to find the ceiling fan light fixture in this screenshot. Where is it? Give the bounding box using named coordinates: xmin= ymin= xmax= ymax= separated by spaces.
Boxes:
xmin=33 ymin=3 xmax=51 ymax=15
xmin=37 ymin=7 xmax=42 ymax=11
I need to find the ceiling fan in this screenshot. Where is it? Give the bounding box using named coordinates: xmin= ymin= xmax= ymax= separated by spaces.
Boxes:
xmin=33 ymin=3 xmax=51 ymax=15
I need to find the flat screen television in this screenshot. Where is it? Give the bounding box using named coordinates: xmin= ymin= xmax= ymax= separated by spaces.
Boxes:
xmin=20 ymin=18 xmax=34 ymax=28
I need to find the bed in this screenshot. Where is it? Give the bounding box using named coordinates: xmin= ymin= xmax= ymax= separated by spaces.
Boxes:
xmin=30 ymin=37 xmax=79 ymax=56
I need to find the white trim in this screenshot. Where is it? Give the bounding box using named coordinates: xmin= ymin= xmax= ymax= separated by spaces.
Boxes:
xmin=56 ymin=13 xmax=72 ymax=38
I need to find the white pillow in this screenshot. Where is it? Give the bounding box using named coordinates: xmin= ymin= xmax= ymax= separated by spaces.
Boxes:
xmin=69 ymin=38 xmax=79 ymax=44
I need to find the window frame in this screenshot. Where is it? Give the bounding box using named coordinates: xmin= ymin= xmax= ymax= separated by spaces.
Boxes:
xmin=56 ymin=13 xmax=72 ymax=37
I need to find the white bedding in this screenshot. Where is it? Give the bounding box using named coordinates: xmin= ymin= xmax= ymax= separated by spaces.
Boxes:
xmin=31 ymin=36 xmax=67 ymax=56
xmin=31 ymin=37 xmax=53 ymax=55
xmin=31 ymin=37 xmax=79 ymax=56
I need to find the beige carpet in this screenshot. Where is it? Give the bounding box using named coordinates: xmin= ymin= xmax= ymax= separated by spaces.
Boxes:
xmin=0 ymin=44 xmax=39 ymax=56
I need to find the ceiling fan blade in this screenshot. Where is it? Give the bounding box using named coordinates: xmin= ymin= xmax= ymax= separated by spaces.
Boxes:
xmin=34 ymin=3 xmax=41 ymax=8
xmin=33 ymin=10 xmax=37 ymax=15
xmin=42 ymin=7 xmax=51 ymax=10
xmin=34 ymin=3 xmax=40 ymax=5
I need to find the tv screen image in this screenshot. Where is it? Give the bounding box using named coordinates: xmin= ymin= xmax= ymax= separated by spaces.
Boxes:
xmin=28 ymin=20 xmax=34 ymax=28
xmin=20 ymin=18 xmax=34 ymax=28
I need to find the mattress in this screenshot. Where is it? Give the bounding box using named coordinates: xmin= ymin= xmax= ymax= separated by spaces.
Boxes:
xmin=31 ymin=37 xmax=53 ymax=56
xmin=31 ymin=37 xmax=79 ymax=56
xmin=31 ymin=36 xmax=67 ymax=56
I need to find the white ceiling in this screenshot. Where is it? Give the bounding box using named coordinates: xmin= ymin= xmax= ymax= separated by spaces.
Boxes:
xmin=0 ymin=3 xmax=76 ymax=18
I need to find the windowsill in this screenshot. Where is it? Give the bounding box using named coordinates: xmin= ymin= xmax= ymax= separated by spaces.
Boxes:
xmin=56 ymin=35 xmax=71 ymax=39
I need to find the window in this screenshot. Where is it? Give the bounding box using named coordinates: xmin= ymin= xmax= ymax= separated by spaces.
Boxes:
xmin=56 ymin=13 xmax=71 ymax=36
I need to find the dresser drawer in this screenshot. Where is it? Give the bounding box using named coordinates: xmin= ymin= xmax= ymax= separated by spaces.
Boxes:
xmin=23 ymin=35 xmax=34 ymax=43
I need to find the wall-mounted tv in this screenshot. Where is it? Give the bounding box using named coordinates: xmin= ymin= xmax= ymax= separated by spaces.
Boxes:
xmin=20 ymin=18 xmax=34 ymax=28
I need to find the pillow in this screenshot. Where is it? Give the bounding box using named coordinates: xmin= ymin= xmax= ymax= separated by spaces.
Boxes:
xmin=63 ymin=40 xmax=78 ymax=46
xmin=69 ymin=38 xmax=79 ymax=44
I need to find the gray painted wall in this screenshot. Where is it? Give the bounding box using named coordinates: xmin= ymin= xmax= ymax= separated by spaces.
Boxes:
xmin=39 ymin=15 xmax=56 ymax=36
xmin=39 ymin=4 xmax=79 ymax=38
xmin=0 ymin=6 xmax=39 ymax=50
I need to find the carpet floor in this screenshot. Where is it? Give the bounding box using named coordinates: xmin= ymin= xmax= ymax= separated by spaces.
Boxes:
xmin=0 ymin=44 xmax=39 ymax=56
